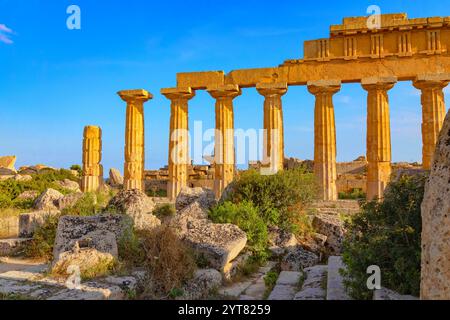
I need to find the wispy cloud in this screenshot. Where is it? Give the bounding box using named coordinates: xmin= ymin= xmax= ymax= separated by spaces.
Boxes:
xmin=445 ymin=86 xmax=450 ymax=95
xmin=0 ymin=23 xmax=14 ymax=44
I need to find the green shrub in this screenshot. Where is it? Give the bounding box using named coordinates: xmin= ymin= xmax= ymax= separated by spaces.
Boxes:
xmin=0 ymin=193 xmax=12 ymax=209
xmin=339 ymin=188 xmax=366 ymax=200
xmin=24 ymin=213 xmax=60 ymax=260
xmin=263 ymin=271 xmax=279 ymax=299
xmin=70 ymin=164 xmax=82 ymax=176
xmin=209 ymin=201 xmax=268 ymax=260
xmin=153 ymin=204 xmax=176 ymax=219
xmin=222 ymin=168 xmax=317 ymax=233
xmin=341 ymin=174 xmax=426 ymax=299
xmin=0 ymin=169 xmax=79 ymax=209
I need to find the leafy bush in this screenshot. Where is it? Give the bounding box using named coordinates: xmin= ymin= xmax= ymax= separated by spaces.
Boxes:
xmin=0 ymin=169 xmax=79 ymax=209
xmin=70 ymin=164 xmax=82 ymax=176
xmin=24 ymin=213 xmax=60 ymax=260
xmin=209 ymin=201 xmax=268 ymax=260
xmin=222 ymin=168 xmax=317 ymax=233
xmin=153 ymin=204 xmax=176 ymax=219
xmin=341 ymin=174 xmax=426 ymax=299
xmin=339 ymin=188 xmax=366 ymax=200
xmin=61 ymin=191 xmax=114 ymax=217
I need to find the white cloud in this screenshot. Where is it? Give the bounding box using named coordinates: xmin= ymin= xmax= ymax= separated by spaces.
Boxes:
xmin=444 ymin=86 xmax=450 ymax=95
xmin=0 ymin=23 xmax=14 ymax=44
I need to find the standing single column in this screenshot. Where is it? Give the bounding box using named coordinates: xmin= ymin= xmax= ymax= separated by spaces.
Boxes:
xmin=362 ymin=77 xmax=397 ymax=200
xmin=413 ymin=74 xmax=450 ymax=170
xmin=81 ymin=126 xmax=103 ymax=192
xmin=118 ymin=89 xmax=152 ymax=191
xmin=256 ymin=82 xmax=288 ymax=174
xmin=161 ymin=87 xmax=195 ymax=200
xmin=308 ymin=80 xmax=341 ymax=201
xmin=207 ymin=84 xmax=241 ymax=199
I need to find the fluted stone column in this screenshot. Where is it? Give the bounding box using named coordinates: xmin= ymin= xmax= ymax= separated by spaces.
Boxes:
xmin=161 ymin=87 xmax=195 ymax=200
xmin=207 ymin=84 xmax=241 ymax=199
xmin=256 ymin=82 xmax=288 ymax=174
xmin=413 ymin=74 xmax=450 ymax=170
xmin=81 ymin=126 xmax=103 ymax=192
xmin=118 ymin=89 xmax=152 ymax=191
xmin=362 ymin=77 xmax=397 ymax=200
xmin=308 ymin=80 xmax=341 ymax=201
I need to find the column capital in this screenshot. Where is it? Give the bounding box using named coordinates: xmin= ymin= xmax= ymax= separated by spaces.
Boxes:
xmin=207 ymin=84 xmax=241 ymax=99
xmin=413 ymin=73 xmax=450 ymax=90
xmin=256 ymin=82 xmax=288 ymax=97
xmin=118 ymin=89 xmax=153 ymax=103
xmin=361 ymin=76 xmax=397 ymax=91
xmin=161 ymin=87 xmax=195 ymax=100
xmin=307 ymin=80 xmax=341 ymax=95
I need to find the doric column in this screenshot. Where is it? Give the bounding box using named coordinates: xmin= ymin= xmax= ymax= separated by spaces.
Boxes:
xmin=161 ymin=87 xmax=195 ymax=200
xmin=362 ymin=77 xmax=397 ymax=200
xmin=117 ymin=89 xmax=152 ymax=191
xmin=413 ymin=74 xmax=450 ymax=170
xmin=81 ymin=126 xmax=103 ymax=192
xmin=256 ymin=82 xmax=288 ymax=174
xmin=308 ymin=80 xmax=341 ymax=201
xmin=207 ymin=84 xmax=241 ymax=199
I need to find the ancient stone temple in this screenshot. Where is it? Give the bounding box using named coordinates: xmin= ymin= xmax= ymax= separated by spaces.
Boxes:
xmin=81 ymin=126 xmax=103 ymax=192
xmin=112 ymin=14 xmax=450 ymax=201
xmin=157 ymin=13 xmax=450 ymax=200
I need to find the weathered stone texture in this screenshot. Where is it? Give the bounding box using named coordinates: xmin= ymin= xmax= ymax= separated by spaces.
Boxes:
xmin=118 ymin=89 xmax=152 ymax=191
xmin=421 ymin=109 xmax=450 ymax=300
xmin=106 ymin=189 xmax=160 ymax=231
xmin=81 ymin=126 xmax=103 ymax=192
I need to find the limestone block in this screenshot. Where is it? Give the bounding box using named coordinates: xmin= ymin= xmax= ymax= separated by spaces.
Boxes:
xmin=326 ymin=256 xmax=352 ymax=300
xmin=281 ymin=247 xmax=319 ymax=272
xmin=182 ymin=220 xmax=247 ymax=272
xmin=19 ymin=210 xmax=60 ymax=237
xmin=177 ymin=269 xmax=222 ymax=300
xmin=312 ymin=214 xmax=345 ymax=255
xmin=109 ymin=168 xmax=123 ymax=186
xmin=52 ymin=214 xmax=130 ymax=263
xmin=0 ymin=156 xmax=16 ymax=170
xmin=34 ymin=188 xmax=64 ymax=211
xmin=175 ymin=187 xmax=216 ymax=212
xmin=106 ymin=189 xmax=160 ymax=231
xmin=420 ymin=109 xmax=450 ymax=300
xmin=56 ymin=179 xmax=81 ymax=193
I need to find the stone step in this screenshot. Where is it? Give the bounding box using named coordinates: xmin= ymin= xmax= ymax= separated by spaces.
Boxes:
xmin=218 ymin=261 xmax=276 ymax=299
xmin=326 ymin=256 xmax=352 ymax=300
xmin=267 ymin=271 xmax=301 ymax=300
xmin=0 ymin=238 xmax=32 ymax=257
xmin=294 ymin=265 xmax=327 ymax=300
xmin=373 ymin=287 xmax=419 ymax=300
xmin=313 ymin=200 xmax=361 ymax=209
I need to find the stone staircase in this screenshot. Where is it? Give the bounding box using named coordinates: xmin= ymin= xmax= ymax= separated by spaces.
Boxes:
xmin=310 ymin=200 xmax=361 ymax=216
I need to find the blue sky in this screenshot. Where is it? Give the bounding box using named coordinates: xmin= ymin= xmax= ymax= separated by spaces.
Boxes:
xmin=1 ymin=0 xmax=449 ymax=173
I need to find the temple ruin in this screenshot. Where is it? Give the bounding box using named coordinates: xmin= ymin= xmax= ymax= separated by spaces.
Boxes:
xmin=114 ymin=13 xmax=450 ymax=200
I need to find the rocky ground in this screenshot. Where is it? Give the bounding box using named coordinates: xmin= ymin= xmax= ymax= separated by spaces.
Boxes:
xmin=0 ymin=157 xmax=420 ymax=300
